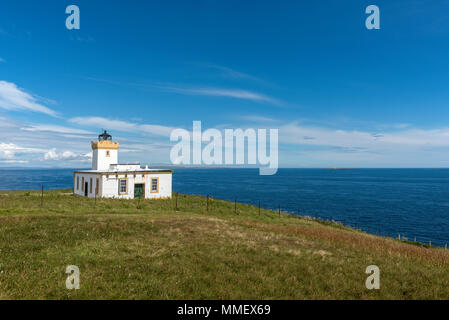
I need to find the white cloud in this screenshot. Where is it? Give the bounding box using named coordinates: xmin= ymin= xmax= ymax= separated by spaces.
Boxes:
xmin=0 ymin=147 xmax=14 ymax=159
xmin=280 ymin=122 xmax=449 ymax=149
xmin=70 ymin=117 xmax=135 ymax=131
xmin=85 ymin=76 xmax=282 ymax=105
xmin=203 ymin=64 xmax=264 ymax=82
xmin=70 ymin=35 xmax=95 ymax=43
xmin=69 ymin=116 xmax=175 ymax=137
xmin=0 ymin=140 xmax=91 ymax=165
xmin=0 ymin=142 xmax=45 ymax=159
xmin=44 ymin=148 xmax=91 ymax=161
xmin=0 ymin=81 xmax=57 ymax=117
xmin=21 ymin=124 xmax=93 ymax=135
xmin=239 ymin=115 xmax=278 ymax=123
xmin=0 ymin=160 xmax=28 ymax=164
xmin=139 ymin=124 xmax=175 ymax=136
xmin=276 ymin=122 xmax=449 ymax=167
xmin=154 ymin=85 xmax=282 ymax=105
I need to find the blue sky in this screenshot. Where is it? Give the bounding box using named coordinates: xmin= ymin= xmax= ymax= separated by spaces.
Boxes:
xmin=2 ymin=0 xmax=449 ymax=168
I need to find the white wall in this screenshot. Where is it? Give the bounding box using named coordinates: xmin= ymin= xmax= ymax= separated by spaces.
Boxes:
xmin=92 ymin=148 xmax=118 ymax=170
xmin=101 ymin=172 xmax=172 ymax=199
xmin=145 ymin=173 xmax=172 ymax=199
xmin=75 ymin=172 xmax=172 ymax=199
xmin=101 ymin=173 xmax=145 ymax=199
xmin=74 ymin=173 xmax=102 ymax=198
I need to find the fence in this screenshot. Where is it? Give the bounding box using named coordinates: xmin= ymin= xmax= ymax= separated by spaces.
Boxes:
xmin=4 ymin=186 xmax=447 ymax=249
xmin=171 ymin=192 xmax=447 ymax=249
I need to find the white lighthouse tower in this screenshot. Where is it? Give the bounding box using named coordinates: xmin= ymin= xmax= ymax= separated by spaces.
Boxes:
xmin=91 ymin=130 xmax=119 ymax=170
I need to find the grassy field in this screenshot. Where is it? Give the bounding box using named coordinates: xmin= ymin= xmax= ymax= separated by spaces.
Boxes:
xmin=0 ymin=189 xmax=448 ymax=299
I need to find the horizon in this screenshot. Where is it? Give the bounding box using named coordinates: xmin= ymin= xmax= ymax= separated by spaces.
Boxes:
xmin=2 ymin=1 xmax=449 ymax=169
xmin=3 ymin=166 xmax=449 ymax=170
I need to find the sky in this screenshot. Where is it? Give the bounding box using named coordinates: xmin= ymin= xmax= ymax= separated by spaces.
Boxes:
xmin=2 ymin=0 xmax=449 ymax=168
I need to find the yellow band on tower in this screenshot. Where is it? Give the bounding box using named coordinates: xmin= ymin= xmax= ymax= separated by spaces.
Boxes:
xmin=91 ymin=140 xmax=119 ymax=150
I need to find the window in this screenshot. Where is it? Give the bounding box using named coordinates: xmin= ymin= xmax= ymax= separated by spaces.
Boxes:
xmin=96 ymin=178 xmax=99 ymax=195
xmin=106 ymin=150 xmax=110 ymax=157
xmin=90 ymin=178 xmax=93 ymax=194
xmin=76 ymin=176 xmax=79 ymax=190
xmin=151 ymin=178 xmax=158 ymax=193
xmin=119 ymin=179 xmax=127 ymax=194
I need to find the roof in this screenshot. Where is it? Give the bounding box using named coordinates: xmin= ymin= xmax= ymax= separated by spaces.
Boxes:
xmin=74 ymin=169 xmax=173 ymax=174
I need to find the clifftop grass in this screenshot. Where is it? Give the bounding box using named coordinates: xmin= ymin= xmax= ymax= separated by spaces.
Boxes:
xmin=0 ymin=189 xmax=448 ymax=299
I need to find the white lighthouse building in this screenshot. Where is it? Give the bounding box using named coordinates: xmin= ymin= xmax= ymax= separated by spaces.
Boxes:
xmin=74 ymin=131 xmax=172 ymax=199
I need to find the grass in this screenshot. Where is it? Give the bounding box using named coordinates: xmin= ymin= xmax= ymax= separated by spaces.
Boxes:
xmin=0 ymin=189 xmax=448 ymax=299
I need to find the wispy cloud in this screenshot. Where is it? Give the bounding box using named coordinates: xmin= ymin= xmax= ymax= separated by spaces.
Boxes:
xmin=43 ymin=149 xmax=91 ymax=162
xmin=85 ymin=76 xmax=284 ymax=106
xmin=69 ymin=116 xmax=175 ymax=137
xmin=239 ymin=115 xmax=279 ymax=123
xmin=0 ymin=160 xmax=29 ymax=164
xmin=270 ymin=121 xmax=449 ymax=167
xmin=0 ymin=81 xmax=57 ymax=117
xmin=0 ymin=142 xmax=46 ymax=160
xmin=70 ymin=35 xmax=95 ymax=43
xmin=280 ymin=122 xmax=449 ymax=148
xmin=150 ymin=84 xmax=283 ymax=105
xmin=201 ymin=63 xmax=264 ymax=82
xmin=0 ymin=58 xmax=5 ymax=63
xmin=0 ymin=141 xmax=91 ymax=165
xmin=21 ymin=124 xmax=93 ymax=135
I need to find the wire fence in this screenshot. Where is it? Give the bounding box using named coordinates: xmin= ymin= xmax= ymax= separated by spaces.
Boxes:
xmin=176 ymin=192 xmax=448 ymax=249
xmin=5 ymin=186 xmax=447 ymax=249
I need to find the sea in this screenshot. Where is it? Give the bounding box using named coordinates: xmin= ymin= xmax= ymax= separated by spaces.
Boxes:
xmin=1 ymin=168 xmax=448 ymax=247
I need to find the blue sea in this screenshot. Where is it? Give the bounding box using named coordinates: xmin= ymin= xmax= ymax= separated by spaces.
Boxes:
xmin=1 ymin=168 xmax=448 ymax=247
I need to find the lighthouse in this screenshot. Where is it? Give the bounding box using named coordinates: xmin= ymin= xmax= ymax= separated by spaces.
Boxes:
xmin=91 ymin=130 xmax=119 ymax=170
xmin=73 ymin=131 xmax=173 ymax=199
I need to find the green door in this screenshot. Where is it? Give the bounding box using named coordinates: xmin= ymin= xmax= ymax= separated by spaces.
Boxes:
xmin=134 ymin=184 xmax=144 ymax=198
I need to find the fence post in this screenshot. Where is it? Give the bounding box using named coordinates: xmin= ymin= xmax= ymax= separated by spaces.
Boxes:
xmin=297 ymin=208 xmax=300 ymax=217
xmin=278 ymin=204 xmax=280 ymax=217
xmin=175 ymin=192 xmax=178 ymax=211
xmin=258 ymin=201 xmax=260 ymax=216
xmin=95 ymin=188 xmax=97 ymax=208
xmin=206 ymin=195 xmax=209 ymax=211
xmin=40 ymin=185 xmax=44 ymax=208
xmin=234 ymin=197 xmax=237 ymax=215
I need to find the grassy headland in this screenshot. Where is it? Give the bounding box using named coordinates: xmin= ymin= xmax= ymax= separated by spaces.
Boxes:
xmin=0 ymin=189 xmax=448 ymax=299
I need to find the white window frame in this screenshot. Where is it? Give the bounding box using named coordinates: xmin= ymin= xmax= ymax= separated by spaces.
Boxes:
xmin=151 ymin=178 xmax=159 ymax=193
xmin=119 ymin=178 xmax=128 ymax=194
